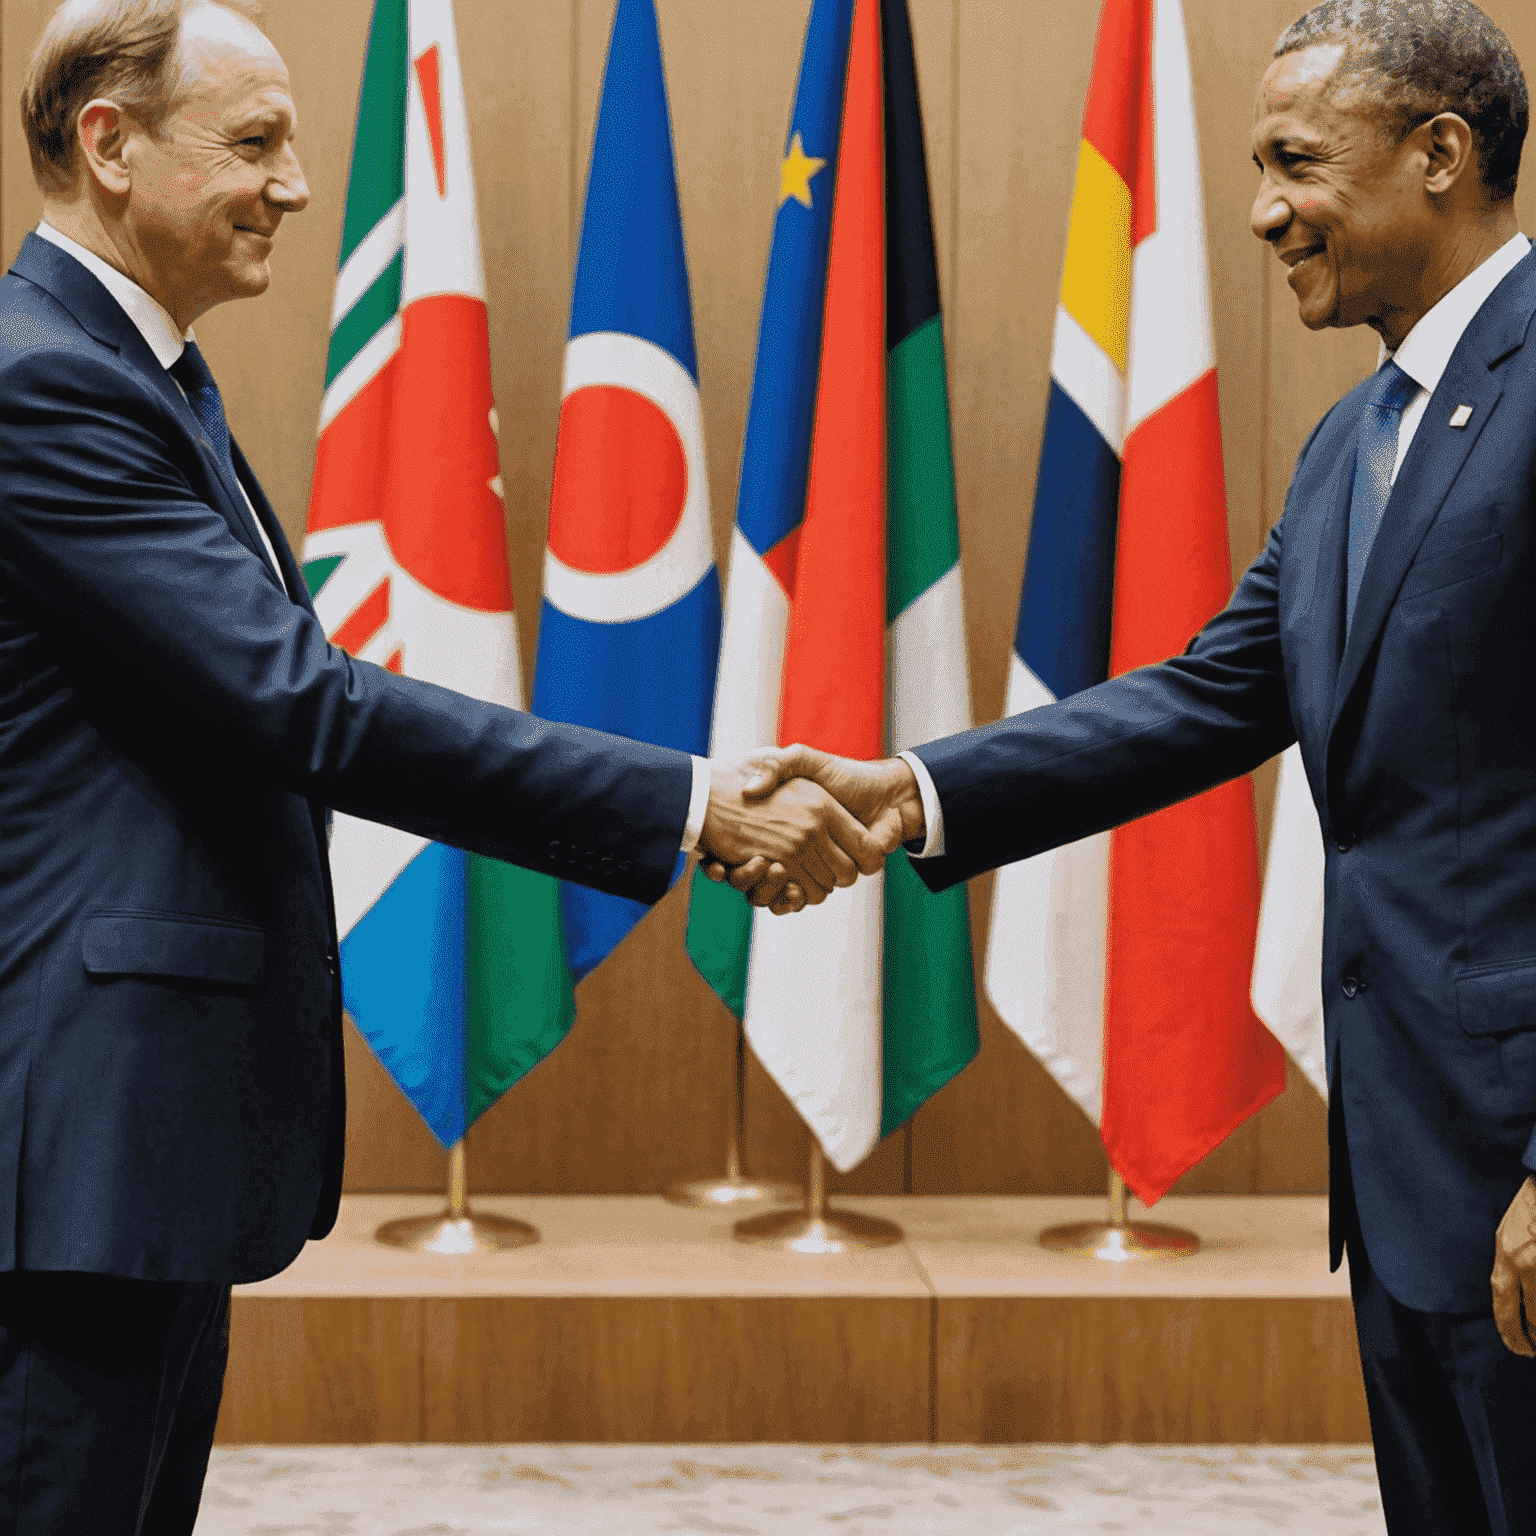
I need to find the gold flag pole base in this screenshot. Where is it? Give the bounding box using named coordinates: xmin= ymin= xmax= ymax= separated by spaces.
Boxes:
xmin=375 ymin=1141 xmax=539 ymax=1254
xmin=1038 ymin=1170 xmax=1199 ymax=1261
xmin=665 ymin=1021 xmax=801 ymax=1210
xmin=733 ymin=1140 xmax=903 ymax=1252
xmin=664 ymin=1174 xmax=804 ymax=1210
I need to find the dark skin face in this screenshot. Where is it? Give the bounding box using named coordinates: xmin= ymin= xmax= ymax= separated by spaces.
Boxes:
xmin=1251 ymin=43 xmax=1518 ymax=351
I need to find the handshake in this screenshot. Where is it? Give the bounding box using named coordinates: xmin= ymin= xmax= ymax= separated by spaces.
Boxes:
xmin=697 ymin=745 xmax=927 ymax=915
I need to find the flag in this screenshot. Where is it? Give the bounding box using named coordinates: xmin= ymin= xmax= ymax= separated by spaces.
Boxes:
xmin=1252 ymin=744 xmax=1328 ymax=1100
xmin=530 ymin=0 xmax=720 ymax=983
xmin=686 ymin=0 xmax=978 ymax=1173
xmin=984 ymin=0 xmax=1285 ymax=1202
xmin=303 ymin=0 xmax=573 ymax=1148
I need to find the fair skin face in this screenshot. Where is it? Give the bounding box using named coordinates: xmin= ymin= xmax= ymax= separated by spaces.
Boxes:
xmin=1250 ymin=42 xmax=1518 ymax=351
xmin=37 ymin=7 xmax=874 ymax=915
xmin=42 ymin=2 xmax=309 ymax=332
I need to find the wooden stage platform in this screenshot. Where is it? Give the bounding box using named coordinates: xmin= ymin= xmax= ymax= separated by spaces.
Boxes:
xmin=214 ymin=1194 xmax=1369 ymax=1445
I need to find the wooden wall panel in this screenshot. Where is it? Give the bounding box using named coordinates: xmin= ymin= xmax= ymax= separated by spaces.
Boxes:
xmin=422 ymin=1295 xmax=933 ymax=1443
xmin=217 ymin=1296 xmax=424 ymax=1443
xmin=934 ymin=1295 xmax=1371 ymax=1444
xmin=3 ymin=0 xmax=1534 ymax=1199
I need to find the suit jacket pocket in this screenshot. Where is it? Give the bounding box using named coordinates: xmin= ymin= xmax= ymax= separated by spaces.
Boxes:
xmin=82 ymin=911 xmax=265 ymax=988
xmin=1398 ymin=533 xmax=1502 ymax=602
xmin=1455 ymin=955 xmax=1536 ymax=1036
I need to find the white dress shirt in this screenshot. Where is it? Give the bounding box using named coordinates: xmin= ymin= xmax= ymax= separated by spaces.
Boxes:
xmin=902 ymin=229 xmax=1532 ymax=860
xmin=1386 ymin=230 xmax=1531 ymax=483
xmin=34 ymin=221 xmax=714 ymax=855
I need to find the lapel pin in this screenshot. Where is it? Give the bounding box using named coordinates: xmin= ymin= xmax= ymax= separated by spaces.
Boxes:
xmin=1448 ymin=404 xmax=1474 ymax=428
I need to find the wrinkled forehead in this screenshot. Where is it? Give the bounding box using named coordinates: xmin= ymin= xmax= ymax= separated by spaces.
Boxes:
xmin=1252 ymin=40 xmax=1377 ymax=152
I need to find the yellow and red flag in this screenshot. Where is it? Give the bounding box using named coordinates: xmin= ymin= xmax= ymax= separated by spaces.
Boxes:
xmin=985 ymin=0 xmax=1284 ymax=1200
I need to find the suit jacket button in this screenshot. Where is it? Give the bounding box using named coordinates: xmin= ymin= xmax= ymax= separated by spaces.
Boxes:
xmin=1342 ymin=974 xmax=1359 ymax=998
xmin=1336 ymin=835 xmax=1353 ymax=852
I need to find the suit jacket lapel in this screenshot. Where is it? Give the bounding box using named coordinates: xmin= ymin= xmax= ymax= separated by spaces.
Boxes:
xmin=1329 ymin=254 xmax=1536 ymax=750
xmin=164 ymin=384 xmax=288 ymax=596
xmin=8 ymin=234 xmax=284 ymax=592
xmin=231 ymin=440 xmax=315 ymax=617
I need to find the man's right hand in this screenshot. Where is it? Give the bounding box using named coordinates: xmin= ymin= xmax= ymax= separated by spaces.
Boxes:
xmin=699 ymin=745 xmax=926 ymax=909
xmin=698 ymin=755 xmax=890 ymax=914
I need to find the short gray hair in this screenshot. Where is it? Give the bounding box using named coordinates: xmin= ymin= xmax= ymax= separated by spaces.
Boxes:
xmin=21 ymin=0 xmax=266 ymax=194
xmin=1276 ymin=0 xmax=1527 ymax=202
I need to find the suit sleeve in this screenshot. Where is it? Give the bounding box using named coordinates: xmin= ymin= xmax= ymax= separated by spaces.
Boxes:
xmin=908 ymin=518 xmax=1297 ymax=892
xmin=0 ymin=346 xmax=693 ymax=904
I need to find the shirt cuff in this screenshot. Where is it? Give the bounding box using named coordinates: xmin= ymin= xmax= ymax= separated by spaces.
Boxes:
xmin=680 ymin=755 xmax=711 ymax=854
xmin=896 ymin=749 xmax=945 ymax=858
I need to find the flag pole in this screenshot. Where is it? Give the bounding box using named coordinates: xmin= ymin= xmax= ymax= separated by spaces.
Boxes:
xmin=665 ymin=1020 xmax=802 ymax=1209
xmin=733 ymin=1129 xmax=903 ymax=1252
xmin=375 ymin=1140 xmax=540 ymax=1253
xmin=1038 ymin=1166 xmax=1200 ymax=1260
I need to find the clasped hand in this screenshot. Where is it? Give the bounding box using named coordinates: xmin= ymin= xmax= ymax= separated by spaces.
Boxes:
xmin=697 ymin=745 xmax=926 ymax=914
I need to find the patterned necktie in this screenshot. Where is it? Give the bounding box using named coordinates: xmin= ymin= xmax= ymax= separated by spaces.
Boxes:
xmin=168 ymin=341 xmax=237 ymax=482
xmin=1345 ymin=359 xmax=1420 ymax=634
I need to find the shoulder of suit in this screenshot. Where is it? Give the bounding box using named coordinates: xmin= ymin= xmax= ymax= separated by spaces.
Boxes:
xmin=0 ymin=276 xmax=165 ymax=410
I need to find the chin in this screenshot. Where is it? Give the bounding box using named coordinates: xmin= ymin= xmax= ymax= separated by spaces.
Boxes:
xmin=230 ymin=265 xmax=273 ymax=298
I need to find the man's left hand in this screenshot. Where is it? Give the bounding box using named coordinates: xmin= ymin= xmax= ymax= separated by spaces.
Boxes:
xmin=1492 ymin=1174 xmax=1536 ymax=1357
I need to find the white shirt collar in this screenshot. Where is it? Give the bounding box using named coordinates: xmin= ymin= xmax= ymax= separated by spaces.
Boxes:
xmin=35 ymin=220 xmax=193 ymax=370
xmin=1387 ymin=230 xmax=1531 ymax=391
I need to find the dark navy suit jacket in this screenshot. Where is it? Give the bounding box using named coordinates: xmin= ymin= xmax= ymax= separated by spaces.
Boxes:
xmin=913 ymin=251 xmax=1536 ymax=1315
xmin=0 ymin=234 xmax=694 ymax=1285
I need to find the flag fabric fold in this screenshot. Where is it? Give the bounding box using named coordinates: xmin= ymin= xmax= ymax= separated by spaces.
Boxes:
xmin=303 ymin=0 xmax=572 ymax=1148
xmin=531 ymin=0 xmax=721 ymax=985
xmin=1252 ymin=743 xmax=1328 ymax=1101
xmin=686 ymin=0 xmax=978 ymax=1174
xmin=984 ymin=0 xmax=1285 ymax=1202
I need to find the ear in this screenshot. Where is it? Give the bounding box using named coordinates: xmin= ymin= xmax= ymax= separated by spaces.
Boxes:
xmin=1420 ymin=111 xmax=1477 ymax=197
xmin=76 ymin=99 xmax=132 ymax=198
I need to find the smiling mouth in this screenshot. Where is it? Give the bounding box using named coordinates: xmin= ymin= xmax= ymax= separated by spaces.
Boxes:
xmin=1281 ymin=244 xmax=1324 ymax=273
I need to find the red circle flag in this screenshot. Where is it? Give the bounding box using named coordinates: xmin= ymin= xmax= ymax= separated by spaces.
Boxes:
xmin=548 ymin=386 xmax=689 ymax=575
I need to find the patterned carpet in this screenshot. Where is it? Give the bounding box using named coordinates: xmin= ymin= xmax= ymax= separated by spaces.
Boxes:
xmin=194 ymin=1443 xmax=1387 ymax=1534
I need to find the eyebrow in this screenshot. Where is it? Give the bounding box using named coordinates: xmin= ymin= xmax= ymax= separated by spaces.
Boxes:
xmin=233 ymin=109 xmax=297 ymax=138
xmin=1252 ymin=130 xmax=1323 ymax=159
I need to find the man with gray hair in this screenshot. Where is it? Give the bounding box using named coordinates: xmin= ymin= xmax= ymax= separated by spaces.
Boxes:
xmin=728 ymin=3 xmax=1536 ymax=1530
xmin=0 ymin=1 xmax=888 ymax=1528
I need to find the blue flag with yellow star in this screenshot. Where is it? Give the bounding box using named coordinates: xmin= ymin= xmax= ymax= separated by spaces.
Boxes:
xmin=684 ymin=0 xmax=853 ymax=1012
xmin=733 ymin=0 xmax=854 ymax=571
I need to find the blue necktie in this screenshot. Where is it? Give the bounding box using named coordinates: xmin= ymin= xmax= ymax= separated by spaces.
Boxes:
xmin=1345 ymin=359 xmax=1419 ymax=634
xmin=168 ymin=341 xmax=237 ymax=483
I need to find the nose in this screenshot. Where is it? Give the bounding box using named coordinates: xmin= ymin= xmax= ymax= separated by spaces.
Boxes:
xmin=1250 ymin=173 xmax=1289 ymax=243
xmin=268 ymin=143 xmax=310 ymax=214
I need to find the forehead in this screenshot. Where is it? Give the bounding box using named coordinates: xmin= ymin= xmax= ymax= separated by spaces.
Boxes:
xmin=1252 ymin=41 xmax=1367 ymax=150
xmin=174 ymin=5 xmax=295 ymax=120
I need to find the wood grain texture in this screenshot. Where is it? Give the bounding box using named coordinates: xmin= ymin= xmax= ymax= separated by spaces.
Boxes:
xmin=933 ymin=1294 xmax=1370 ymax=1444
xmin=421 ymin=1294 xmax=932 ymax=1442
xmin=215 ymin=1296 xmax=424 ymax=1443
